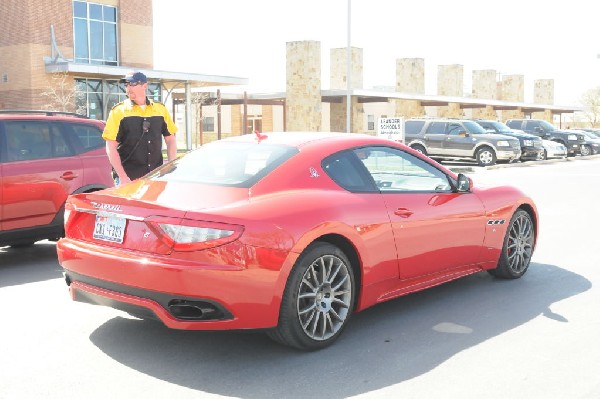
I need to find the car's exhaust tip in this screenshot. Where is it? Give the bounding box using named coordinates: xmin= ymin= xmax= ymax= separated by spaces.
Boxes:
xmin=167 ymin=299 xmax=223 ymax=320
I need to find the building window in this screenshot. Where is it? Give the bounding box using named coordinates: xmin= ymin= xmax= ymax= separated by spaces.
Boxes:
xmin=368 ymin=115 xmax=375 ymax=131
xmin=202 ymin=117 xmax=215 ymax=132
xmin=75 ymin=79 xmax=162 ymax=120
xmin=73 ymin=1 xmax=118 ymax=65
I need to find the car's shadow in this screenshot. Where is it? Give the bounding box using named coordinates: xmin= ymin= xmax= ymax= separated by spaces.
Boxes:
xmin=0 ymin=241 xmax=63 ymax=288
xmin=89 ymin=263 xmax=590 ymax=398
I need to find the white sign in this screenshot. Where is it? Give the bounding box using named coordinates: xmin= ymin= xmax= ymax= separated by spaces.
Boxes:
xmin=377 ymin=117 xmax=405 ymax=143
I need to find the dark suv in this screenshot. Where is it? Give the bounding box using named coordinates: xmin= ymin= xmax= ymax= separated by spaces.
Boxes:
xmin=0 ymin=111 xmax=113 ymax=247
xmin=505 ymin=119 xmax=585 ymax=156
xmin=404 ymin=118 xmax=521 ymax=166
xmin=474 ymin=120 xmax=543 ymax=161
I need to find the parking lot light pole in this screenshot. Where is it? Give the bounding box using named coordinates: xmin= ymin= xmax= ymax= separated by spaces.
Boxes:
xmin=346 ymin=0 xmax=351 ymax=133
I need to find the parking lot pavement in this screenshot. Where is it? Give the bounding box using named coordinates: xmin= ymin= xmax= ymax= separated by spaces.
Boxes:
xmin=445 ymin=152 xmax=600 ymax=174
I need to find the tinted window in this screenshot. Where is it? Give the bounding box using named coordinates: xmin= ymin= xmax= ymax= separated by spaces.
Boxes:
xmin=323 ymin=151 xmax=374 ymax=192
xmin=3 ymin=121 xmax=72 ymax=161
xmin=69 ymin=123 xmax=104 ymax=150
xmin=426 ymin=122 xmax=446 ymax=134
xmin=447 ymin=123 xmax=463 ymax=136
xmin=405 ymin=120 xmax=425 ymax=135
xmin=506 ymin=120 xmax=522 ymax=129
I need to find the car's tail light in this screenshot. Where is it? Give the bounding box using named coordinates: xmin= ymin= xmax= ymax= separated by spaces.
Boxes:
xmin=148 ymin=219 xmax=244 ymax=251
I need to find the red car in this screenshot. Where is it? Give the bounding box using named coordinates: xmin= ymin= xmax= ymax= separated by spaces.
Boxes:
xmin=57 ymin=132 xmax=537 ymax=350
xmin=0 ymin=111 xmax=113 ymax=247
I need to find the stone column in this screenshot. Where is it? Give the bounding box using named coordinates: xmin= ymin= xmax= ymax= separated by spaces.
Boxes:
xmin=286 ymin=41 xmax=321 ymax=131
xmin=533 ymin=79 xmax=554 ymax=122
xmin=437 ymin=64 xmax=463 ymax=118
xmin=395 ymin=58 xmax=425 ymax=117
xmin=499 ymin=74 xmax=525 ymax=121
xmin=471 ymin=69 xmax=498 ymax=119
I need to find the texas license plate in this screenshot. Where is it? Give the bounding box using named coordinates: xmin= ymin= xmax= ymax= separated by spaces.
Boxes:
xmin=93 ymin=215 xmax=126 ymax=243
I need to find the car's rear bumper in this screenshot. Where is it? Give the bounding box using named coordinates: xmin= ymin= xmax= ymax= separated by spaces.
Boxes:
xmin=57 ymin=238 xmax=293 ymax=330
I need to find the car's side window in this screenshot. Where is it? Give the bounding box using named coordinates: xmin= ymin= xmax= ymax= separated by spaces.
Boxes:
xmin=5 ymin=121 xmax=53 ymax=161
xmin=322 ymin=151 xmax=375 ymax=192
xmin=355 ymin=146 xmax=452 ymax=193
xmin=446 ymin=123 xmax=463 ymax=136
xmin=426 ymin=122 xmax=446 ymax=134
xmin=70 ymin=124 xmax=104 ymax=150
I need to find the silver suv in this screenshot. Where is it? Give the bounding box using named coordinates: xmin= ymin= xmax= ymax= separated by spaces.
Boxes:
xmin=404 ymin=118 xmax=521 ymax=166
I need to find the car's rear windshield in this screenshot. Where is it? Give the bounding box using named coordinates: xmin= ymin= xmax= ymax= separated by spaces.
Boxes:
xmin=148 ymin=141 xmax=299 ymax=187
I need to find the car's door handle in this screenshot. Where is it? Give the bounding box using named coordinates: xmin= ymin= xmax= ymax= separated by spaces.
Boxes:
xmin=60 ymin=171 xmax=78 ymax=180
xmin=394 ymin=208 xmax=414 ymax=218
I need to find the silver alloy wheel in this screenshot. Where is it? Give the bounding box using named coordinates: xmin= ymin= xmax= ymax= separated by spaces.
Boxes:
xmin=296 ymin=254 xmax=352 ymax=341
xmin=506 ymin=212 xmax=535 ymax=274
xmin=479 ymin=151 xmax=493 ymax=164
xmin=580 ymin=145 xmax=592 ymax=156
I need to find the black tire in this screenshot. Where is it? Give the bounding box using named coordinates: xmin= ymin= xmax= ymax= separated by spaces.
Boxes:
xmin=476 ymin=146 xmax=497 ymax=166
xmin=488 ymin=209 xmax=535 ymax=279
xmin=580 ymin=145 xmax=592 ymax=157
xmin=267 ymin=242 xmax=355 ymax=351
xmin=411 ymin=144 xmax=427 ymax=156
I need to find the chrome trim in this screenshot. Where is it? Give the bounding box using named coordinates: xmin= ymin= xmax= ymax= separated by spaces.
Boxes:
xmin=73 ymin=206 xmax=145 ymax=221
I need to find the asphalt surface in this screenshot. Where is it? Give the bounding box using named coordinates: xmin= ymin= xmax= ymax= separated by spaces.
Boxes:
xmin=1 ymin=156 xmax=599 ymax=399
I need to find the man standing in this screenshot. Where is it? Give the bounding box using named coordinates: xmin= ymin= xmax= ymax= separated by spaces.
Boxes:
xmin=103 ymin=71 xmax=178 ymax=185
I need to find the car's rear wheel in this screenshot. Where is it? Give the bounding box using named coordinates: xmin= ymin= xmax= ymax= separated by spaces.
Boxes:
xmin=488 ymin=209 xmax=535 ymax=279
xmin=268 ymin=242 xmax=355 ymax=351
xmin=476 ymin=146 xmax=497 ymax=166
xmin=411 ymin=144 xmax=427 ymax=156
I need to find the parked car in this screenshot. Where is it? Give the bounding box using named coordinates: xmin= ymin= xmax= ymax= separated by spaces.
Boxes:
xmin=539 ymin=140 xmax=568 ymax=160
xmin=473 ymin=119 xmax=543 ymax=161
xmin=404 ymin=118 xmax=521 ymax=166
xmin=0 ymin=110 xmax=113 ymax=247
xmin=57 ymin=132 xmax=538 ymax=350
xmin=568 ymin=130 xmax=600 ymax=156
xmin=505 ymin=119 xmax=585 ymax=156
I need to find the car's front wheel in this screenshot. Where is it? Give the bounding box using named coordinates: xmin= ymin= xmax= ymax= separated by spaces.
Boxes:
xmin=268 ymin=242 xmax=355 ymax=351
xmin=488 ymin=209 xmax=535 ymax=279
xmin=580 ymin=145 xmax=592 ymax=157
xmin=537 ymin=150 xmax=547 ymax=161
xmin=476 ymin=146 xmax=497 ymax=166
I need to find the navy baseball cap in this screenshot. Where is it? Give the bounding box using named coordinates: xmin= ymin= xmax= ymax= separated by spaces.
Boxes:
xmin=120 ymin=71 xmax=147 ymax=84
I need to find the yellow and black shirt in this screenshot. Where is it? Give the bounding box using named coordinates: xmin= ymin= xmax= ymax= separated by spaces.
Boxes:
xmin=103 ymin=98 xmax=177 ymax=180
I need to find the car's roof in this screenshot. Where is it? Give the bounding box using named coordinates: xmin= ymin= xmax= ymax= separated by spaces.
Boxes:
xmin=0 ymin=111 xmax=104 ymax=126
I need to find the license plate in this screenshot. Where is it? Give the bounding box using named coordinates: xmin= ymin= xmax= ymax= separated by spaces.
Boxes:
xmin=93 ymin=215 xmax=126 ymax=243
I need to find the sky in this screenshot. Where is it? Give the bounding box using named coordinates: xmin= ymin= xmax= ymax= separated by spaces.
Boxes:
xmin=152 ymin=0 xmax=600 ymax=106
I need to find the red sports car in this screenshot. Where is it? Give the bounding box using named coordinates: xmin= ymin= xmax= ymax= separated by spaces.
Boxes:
xmin=57 ymin=132 xmax=537 ymax=350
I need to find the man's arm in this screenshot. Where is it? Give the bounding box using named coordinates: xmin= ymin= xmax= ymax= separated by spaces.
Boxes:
xmin=105 ymin=139 xmax=131 ymax=185
xmin=164 ymin=134 xmax=177 ymax=162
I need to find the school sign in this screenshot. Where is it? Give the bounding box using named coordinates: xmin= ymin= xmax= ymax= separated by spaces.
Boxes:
xmin=377 ymin=117 xmax=405 ymax=143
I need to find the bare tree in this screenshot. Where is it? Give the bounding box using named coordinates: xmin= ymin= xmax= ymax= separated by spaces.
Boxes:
xmin=580 ymin=87 xmax=600 ymax=127
xmin=40 ymin=72 xmax=86 ymax=115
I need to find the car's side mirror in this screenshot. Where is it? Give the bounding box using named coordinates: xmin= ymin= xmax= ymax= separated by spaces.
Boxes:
xmin=458 ymin=131 xmax=469 ymax=137
xmin=456 ymin=173 xmax=472 ymax=192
